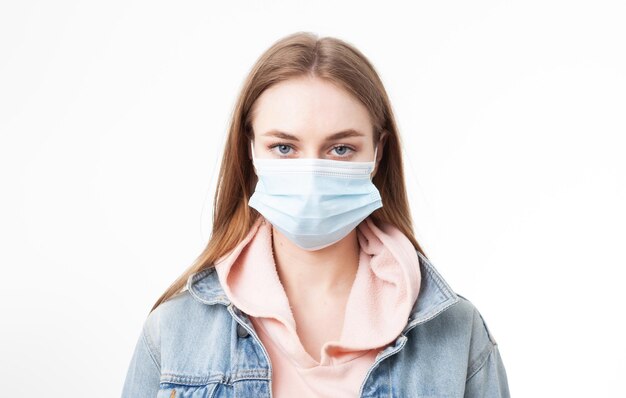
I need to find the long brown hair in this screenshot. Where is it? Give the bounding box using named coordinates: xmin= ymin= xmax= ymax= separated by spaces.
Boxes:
xmin=150 ymin=31 xmax=428 ymax=313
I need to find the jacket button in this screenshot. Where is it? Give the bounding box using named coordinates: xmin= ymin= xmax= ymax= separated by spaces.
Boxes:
xmin=237 ymin=323 xmax=249 ymax=338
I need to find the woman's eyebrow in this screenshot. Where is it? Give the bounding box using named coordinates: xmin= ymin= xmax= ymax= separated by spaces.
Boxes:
xmin=262 ymin=129 xmax=365 ymax=141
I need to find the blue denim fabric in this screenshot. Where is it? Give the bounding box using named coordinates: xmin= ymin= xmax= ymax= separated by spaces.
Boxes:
xmin=122 ymin=251 xmax=510 ymax=397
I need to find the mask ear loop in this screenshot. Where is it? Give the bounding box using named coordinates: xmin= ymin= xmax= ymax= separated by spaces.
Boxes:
xmin=370 ymin=143 xmax=379 ymax=179
xmin=249 ymin=139 xmax=265 ymax=225
xmin=250 ymin=140 xmax=258 ymax=174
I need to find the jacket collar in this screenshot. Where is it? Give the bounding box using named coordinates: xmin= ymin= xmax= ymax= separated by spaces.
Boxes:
xmin=186 ymin=249 xmax=459 ymax=332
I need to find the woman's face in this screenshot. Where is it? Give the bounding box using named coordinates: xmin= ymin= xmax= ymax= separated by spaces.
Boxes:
xmin=250 ymin=76 xmax=381 ymax=166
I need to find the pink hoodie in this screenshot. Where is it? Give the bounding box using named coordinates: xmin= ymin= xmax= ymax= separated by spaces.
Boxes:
xmin=214 ymin=215 xmax=421 ymax=397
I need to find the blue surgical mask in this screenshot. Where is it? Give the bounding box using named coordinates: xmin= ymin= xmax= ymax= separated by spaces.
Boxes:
xmin=248 ymin=141 xmax=383 ymax=251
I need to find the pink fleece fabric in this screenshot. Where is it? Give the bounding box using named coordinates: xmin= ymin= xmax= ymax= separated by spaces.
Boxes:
xmin=214 ymin=215 xmax=421 ymax=397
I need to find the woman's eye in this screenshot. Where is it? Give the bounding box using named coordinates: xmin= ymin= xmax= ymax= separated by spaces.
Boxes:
xmin=277 ymin=144 xmax=292 ymax=155
xmin=332 ymin=145 xmax=354 ymax=157
xmin=268 ymin=144 xmax=293 ymax=156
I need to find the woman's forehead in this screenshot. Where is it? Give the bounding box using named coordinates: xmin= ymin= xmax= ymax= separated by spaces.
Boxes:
xmin=251 ymin=77 xmax=374 ymax=141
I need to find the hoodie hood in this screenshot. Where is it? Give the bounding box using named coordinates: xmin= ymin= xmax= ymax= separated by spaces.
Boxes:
xmin=212 ymin=215 xmax=422 ymax=367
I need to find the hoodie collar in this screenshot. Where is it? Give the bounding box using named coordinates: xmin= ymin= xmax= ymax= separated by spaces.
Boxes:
xmin=186 ymin=244 xmax=459 ymax=333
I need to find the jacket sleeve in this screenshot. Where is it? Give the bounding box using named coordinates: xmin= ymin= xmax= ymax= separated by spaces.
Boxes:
xmin=464 ymin=305 xmax=511 ymax=398
xmin=121 ymin=321 xmax=161 ymax=397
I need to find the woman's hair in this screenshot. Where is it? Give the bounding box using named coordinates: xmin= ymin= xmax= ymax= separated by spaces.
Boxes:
xmin=150 ymin=31 xmax=427 ymax=313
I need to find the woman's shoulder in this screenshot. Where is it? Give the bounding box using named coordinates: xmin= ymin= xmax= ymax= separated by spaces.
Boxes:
xmin=123 ymin=287 xmax=242 ymax=393
xmin=403 ymin=289 xmax=501 ymax=381
xmin=413 ymin=289 xmax=497 ymax=344
xmin=143 ymin=266 xmax=231 ymax=333
xmin=415 ymin=252 xmax=499 ymax=346
xmin=455 ymin=293 xmax=498 ymax=345
xmin=427 ymin=291 xmax=498 ymax=341
xmin=394 ymin=289 xmax=509 ymax=396
xmin=141 ymin=288 xmax=232 ymax=351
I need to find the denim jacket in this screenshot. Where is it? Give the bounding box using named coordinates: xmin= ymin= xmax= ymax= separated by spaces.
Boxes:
xmin=122 ymin=251 xmax=510 ymax=397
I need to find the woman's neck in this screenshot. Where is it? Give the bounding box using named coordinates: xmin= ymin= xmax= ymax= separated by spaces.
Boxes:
xmin=271 ymin=225 xmax=360 ymax=303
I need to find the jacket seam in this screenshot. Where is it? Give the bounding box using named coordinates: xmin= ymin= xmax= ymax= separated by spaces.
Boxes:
xmin=476 ymin=307 xmax=498 ymax=345
xmin=465 ymin=340 xmax=496 ymax=382
xmin=465 ymin=304 xmax=498 ymax=382
xmin=141 ymin=325 xmax=161 ymax=371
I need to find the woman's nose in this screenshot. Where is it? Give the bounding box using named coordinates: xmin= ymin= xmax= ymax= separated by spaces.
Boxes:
xmin=301 ymin=150 xmax=325 ymax=159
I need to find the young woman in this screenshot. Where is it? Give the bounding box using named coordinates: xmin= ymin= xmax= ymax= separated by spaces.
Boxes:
xmin=122 ymin=32 xmax=510 ymax=398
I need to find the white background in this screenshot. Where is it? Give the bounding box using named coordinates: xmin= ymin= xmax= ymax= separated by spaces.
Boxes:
xmin=1 ymin=1 xmax=624 ymax=396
